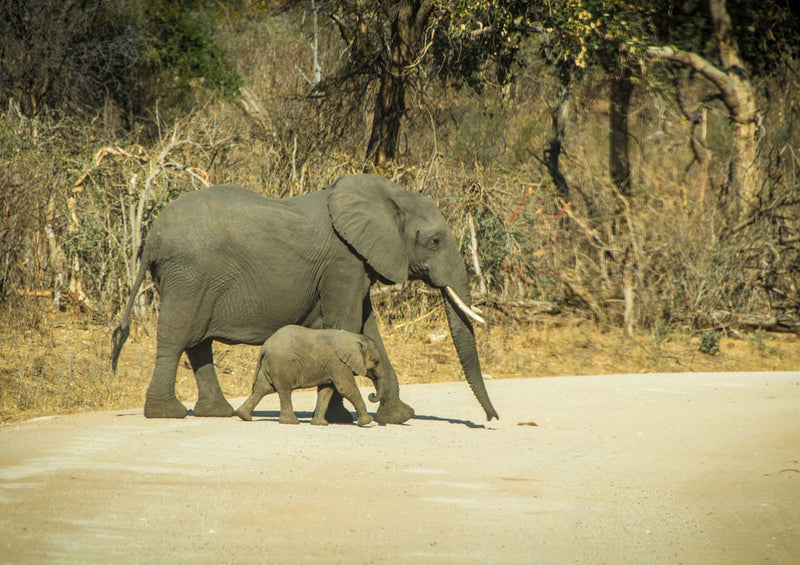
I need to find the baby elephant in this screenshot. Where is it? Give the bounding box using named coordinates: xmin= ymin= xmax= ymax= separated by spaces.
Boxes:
xmin=236 ymin=325 xmax=382 ymax=426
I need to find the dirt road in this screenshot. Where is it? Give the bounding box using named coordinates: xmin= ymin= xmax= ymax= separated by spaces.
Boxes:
xmin=2 ymin=372 xmax=799 ymax=564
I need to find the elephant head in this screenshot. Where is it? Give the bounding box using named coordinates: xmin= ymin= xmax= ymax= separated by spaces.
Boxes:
xmin=333 ymin=330 xmax=385 ymax=403
xmin=327 ymin=175 xmax=498 ymax=421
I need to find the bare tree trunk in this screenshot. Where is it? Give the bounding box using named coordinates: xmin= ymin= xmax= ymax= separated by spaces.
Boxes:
xmin=367 ymin=60 xmax=406 ymax=168
xmin=366 ymin=1 xmax=433 ymax=168
xmin=709 ymin=0 xmax=762 ymax=218
xmin=543 ymin=81 xmax=570 ymax=200
xmin=648 ymin=0 xmax=761 ymax=222
xmin=609 ymin=68 xmax=634 ymax=196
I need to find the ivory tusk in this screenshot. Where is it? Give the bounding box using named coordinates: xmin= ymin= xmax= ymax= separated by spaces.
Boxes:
xmin=444 ymin=286 xmax=486 ymax=325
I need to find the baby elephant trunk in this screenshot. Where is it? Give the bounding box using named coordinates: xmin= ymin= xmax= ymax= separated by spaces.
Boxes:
xmin=368 ymin=374 xmax=383 ymax=403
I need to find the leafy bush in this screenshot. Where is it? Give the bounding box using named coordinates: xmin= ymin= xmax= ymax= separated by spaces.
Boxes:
xmin=0 ymin=0 xmax=241 ymax=122
xmin=143 ymin=5 xmax=243 ymax=108
xmin=0 ymin=0 xmax=140 ymax=117
xmin=698 ymin=331 xmax=721 ymax=356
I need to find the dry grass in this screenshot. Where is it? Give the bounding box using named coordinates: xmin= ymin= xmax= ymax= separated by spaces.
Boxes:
xmin=2 ymin=303 xmax=797 ymax=424
xmin=383 ymin=309 xmax=800 ymax=383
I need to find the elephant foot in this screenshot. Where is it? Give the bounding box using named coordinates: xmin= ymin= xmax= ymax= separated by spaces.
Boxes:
xmin=235 ymin=396 xmax=260 ymax=421
xmin=356 ymin=413 xmax=374 ymax=427
xmin=144 ymin=396 xmax=188 ymax=419
xmin=310 ymin=416 xmax=329 ymax=426
xmin=279 ymin=413 xmax=300 ymax=425
xmin=375 ymin=398 xmax=415 ymax=424
xmin=194 ymin=397 xmax=235 ymax=417
xmin=235 ymin=406 xmax=253 ymax=422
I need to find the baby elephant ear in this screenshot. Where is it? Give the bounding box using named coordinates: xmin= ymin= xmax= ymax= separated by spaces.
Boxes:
xmin=334 ymin=331 xmax=367 ymax=375
xmin=327 ymin=174 xmax=409 ymax=284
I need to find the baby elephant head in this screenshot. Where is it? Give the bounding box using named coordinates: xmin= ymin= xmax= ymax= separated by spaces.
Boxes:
xmin=333 ymin=331 xmax=383 ymax=402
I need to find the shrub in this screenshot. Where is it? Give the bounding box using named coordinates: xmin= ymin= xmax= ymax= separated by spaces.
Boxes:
xmin=698 ymin=330 xmax=721 ymax=356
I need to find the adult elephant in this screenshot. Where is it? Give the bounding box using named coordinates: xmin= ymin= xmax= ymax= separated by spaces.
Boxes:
xmin=111 ymin=174 xmax=498 ymax=423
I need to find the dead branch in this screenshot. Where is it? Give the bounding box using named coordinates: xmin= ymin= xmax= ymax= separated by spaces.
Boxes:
xmin=559 ymin=272 xmax=606 ymax=322
xmin=709 ymin=310 xmax=800 ymax=335
xmin=506 ymin=184 xmax=535 ymax=226
xmin=467 ymin=213 xmax=487 ymax=296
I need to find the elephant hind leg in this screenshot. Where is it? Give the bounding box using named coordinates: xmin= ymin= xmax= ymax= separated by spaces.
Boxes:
xmin=186 ymin=340 xmax=234 ymax=417
xmin=276 ymin=389 xmax=300 ymax=425
xmin=145 ymin=343 xmax=188 ymax=419
xmin=236 ymin=362 xmax=275 ymax=421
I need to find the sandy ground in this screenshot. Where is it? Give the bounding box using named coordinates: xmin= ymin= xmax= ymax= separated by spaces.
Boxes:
xmin=1 ymin=372 xmax=799 ymax=564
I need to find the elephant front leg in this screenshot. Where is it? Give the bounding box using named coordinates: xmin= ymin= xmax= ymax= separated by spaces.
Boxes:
xmin=372 ymin=365 xmax=414 ymax=425
xmin=362 ymin=307 xmax=414 ymax=424
xmin=186 ymin=340 xmax=235 ymax=417
xmin=335 ymin=378 xmax=373 ymax=427
xmin=276 ymin=389 xmax=300 ymax=425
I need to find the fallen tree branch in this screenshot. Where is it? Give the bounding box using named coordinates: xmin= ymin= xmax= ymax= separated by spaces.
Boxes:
xmin=709 ymin=310 xmax=800 ymax=335
xmin=467 ymin=213 xmax=487 ymax=296
xmin=480 ymin=298 xmax=561 ymax=315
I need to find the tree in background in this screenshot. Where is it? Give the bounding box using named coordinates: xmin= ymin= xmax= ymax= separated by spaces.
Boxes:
xmin=531 ymin=0 xmax=799 ymax=220
xmin=646 ymin=0 xmax=798 ymax=222
xmin=142 ymin=0 xmax=243 ymax=111
xmin=534 ymin=1 xmax=651 ymax=197
xmin=0 ymin=0 xmax=241 ymax=122
xmin=0 ymin=0 xmax=140 ymax=118
xmin=310 ymin=1 xmax=435 ymax=167
xmin=298 ymin=0 xmax=531 ymax=168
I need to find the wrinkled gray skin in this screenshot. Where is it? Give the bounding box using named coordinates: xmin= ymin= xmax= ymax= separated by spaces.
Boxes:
xmin=111 ymin=174 xmax=498 ymax=423
xmin=236 ymin=326 xmax=382 ymax=427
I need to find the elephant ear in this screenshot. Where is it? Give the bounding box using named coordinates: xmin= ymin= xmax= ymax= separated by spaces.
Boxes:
xmin=328 ymin=175 xmax=409 ymax=284
xmin=333 ymin=331 xmax=367 ymax=376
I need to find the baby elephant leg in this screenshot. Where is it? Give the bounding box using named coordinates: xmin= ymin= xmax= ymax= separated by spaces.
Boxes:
xmin=311 ymin=384 xmax=335 ymax=426
xmin=235 ymin=363 xmax=274 ymax=421
xmin=276 ymin=388 xmax=300 ymax=425
xmin=334 ymin=377 xmax=373 ymax=427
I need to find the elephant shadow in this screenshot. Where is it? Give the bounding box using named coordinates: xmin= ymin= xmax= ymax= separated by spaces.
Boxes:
xmin=410 ymin=414 xmax=487 ymax=429
xmin=245 ymin=410 xmax=316 ymax=422
xmin=241 ymin=410 xmax=486 ymax=428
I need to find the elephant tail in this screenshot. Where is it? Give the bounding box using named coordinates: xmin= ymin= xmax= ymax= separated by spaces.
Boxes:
xmin=110 ymin=244 xmax=149 ymax=373
xmin=251 ymin=353 xmax=264 ymax=393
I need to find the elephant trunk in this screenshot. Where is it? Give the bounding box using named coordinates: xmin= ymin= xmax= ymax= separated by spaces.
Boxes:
xmin=440 ymin=282 xmax=499 ymax=421
xmin=368 ymin=373 xmax=383 ymax=403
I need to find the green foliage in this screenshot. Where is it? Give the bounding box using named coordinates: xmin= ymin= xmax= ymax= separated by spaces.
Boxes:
xmin=698 ymin=330 xmax=721 ymax=356
xmin=529 ymin=0 xmax=799 ymax=79
xmin=468 ymin=208 xmax=515 ymax=283
xmin=0 ymin=0 xmax=141 ymax=117
xmin=143 ymin=3 xmax=243 ymax=105
xmin=2 ymin=3 xmax=798 ymax=333
xmin=0 ymin=0 xmax=241 ymax=120
xmin=723 ymin=2 xmax=800 ymax=76
xmin=538 ymin=0 xmax=656 ymax=71
xmin=435 ymin=0 xmax=532 ymax=88
xmin=747 ymin=329 xmax=781 ymax=357
xmin=652 ymin=320 xmax=672 ymax=343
